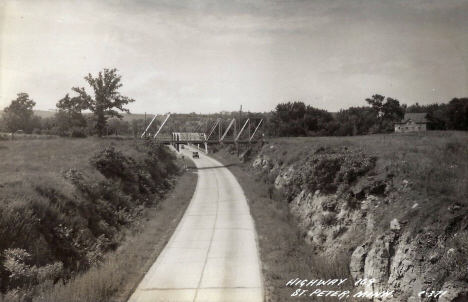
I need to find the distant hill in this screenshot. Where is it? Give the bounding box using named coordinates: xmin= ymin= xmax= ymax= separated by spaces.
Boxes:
xmin=0 ymin=110 xmax=58 ymax=119
xmin=0 ymin=110 xmax=156 ymax=122
xmin=31 ymin=110 xmax=56 ymax=118
xmin=118 ymin=113 xmax=156 ymax=122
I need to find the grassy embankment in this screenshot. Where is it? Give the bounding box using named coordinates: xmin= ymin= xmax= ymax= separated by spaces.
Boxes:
xmin=255 ymin=131 xmax=467 ymax=232
xmin=0 ymin=137 xmax=197 ymax=301
xmin=211 ymin=131 xmax=468 ymax=302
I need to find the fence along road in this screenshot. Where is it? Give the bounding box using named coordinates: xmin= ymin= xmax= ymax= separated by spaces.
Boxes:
xmin=128 ymin=146 xmax=264 ymax=302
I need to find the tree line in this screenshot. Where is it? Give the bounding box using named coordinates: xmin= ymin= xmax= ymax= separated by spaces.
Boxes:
xmin=265 ymin=95 xmax=467 ymax=137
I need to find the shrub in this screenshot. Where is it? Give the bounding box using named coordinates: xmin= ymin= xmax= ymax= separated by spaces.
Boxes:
xmin=284 ymin=147 xmax=375 ymax=201
xmin=211 ymin=144 xmax=220 ymax=153
xmin=90 ymin=147 xmax=134 ymax=181
xmin=3 ymin=248 xmax=63 ymax=287
xmin=228 ymin=144 xmax=236 ymax=154
xmin=69 ymin=127 xmax=87 ymax=138
xmin=442 ymin=230 xmax=468 ymax=281
xmin=321 ymin=212 xmax=337 ymax=228
xmin=322 ymin=197 xmax=338 ymax=211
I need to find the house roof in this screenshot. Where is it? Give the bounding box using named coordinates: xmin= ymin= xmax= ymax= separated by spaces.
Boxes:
xmin=396 ymin=113 xmax=437 ymax=124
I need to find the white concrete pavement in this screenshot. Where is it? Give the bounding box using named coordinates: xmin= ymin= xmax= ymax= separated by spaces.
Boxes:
xmin=128 ymin=146 xmax=264 ymax=302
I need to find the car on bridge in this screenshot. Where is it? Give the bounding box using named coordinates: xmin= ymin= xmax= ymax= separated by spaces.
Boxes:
xmin=192 ymin=152 xmax=199 ymax=159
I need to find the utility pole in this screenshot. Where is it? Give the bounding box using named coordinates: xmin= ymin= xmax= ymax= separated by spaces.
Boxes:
xmin=144 ymin=112 xmax=147 ymax=138
xmin=263 ymin=118 xmax=266 ymax=141
xmin=238 ymin=105 xmax=242 ymax=156
xmin=248 ymin=118 xmax=251 ymax=142
xmin=233 ymin=118 xmax=237 ymax=141
xmin=239 ymin=105 xmax=242 ymax=135
xmin=219 ymin=117 xmax=221 ymax=141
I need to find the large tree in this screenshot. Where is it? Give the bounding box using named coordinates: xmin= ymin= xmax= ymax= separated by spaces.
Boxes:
xmin=1 ymin=93 xmax=36 ymax=133
xmin=71 ymin=69 xmax=135 ymax=137
xmin=365 ymin=94 xmax=404 ymax=132
xmin=55 ymin=93 xmax=87 ymax=131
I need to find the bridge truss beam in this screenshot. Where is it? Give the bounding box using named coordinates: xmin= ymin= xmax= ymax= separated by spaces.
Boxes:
xmin=206 ymin=118 xmax=221 ymax=141
xmin=220 ymin=119 xmax=235 ymax=141
xmin=235 ymin=118 xmax=249 ymax=141
xmin=141 ymin=114 xmax=158 ymax=138
xmin=250 ymin=118 xmax=263 ymax=142
xmin=153 ymin=114 xmax=171 ymax=139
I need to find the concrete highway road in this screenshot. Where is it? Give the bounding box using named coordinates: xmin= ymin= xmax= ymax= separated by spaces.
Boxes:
xmin=128 ymin=146 xmax=264 ymax=302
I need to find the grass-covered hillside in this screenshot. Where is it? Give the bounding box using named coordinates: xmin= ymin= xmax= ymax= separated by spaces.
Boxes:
xmin=0 ymin=137 xmax=181 ymax=298
xmin=259 ymin=131 xmax=467 ymax=212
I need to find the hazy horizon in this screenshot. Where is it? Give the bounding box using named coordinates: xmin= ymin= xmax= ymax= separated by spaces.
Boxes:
xmin=1 ymin=0 xmax=467 ymax=115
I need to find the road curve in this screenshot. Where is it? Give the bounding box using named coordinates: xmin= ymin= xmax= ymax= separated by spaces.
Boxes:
xmin=128 ymin=146 xmax=264 ymax=302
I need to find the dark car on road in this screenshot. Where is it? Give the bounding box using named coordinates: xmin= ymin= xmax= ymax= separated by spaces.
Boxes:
xmin=192 ymin=152 xmax=199 ymax=159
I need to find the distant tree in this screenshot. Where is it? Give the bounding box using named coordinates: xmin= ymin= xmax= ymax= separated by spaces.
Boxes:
xmin=131 ymin=119 xmax=143 ymax=137
xmin=334 ymin=106 xmax=377 ymax=136
xmin=1 ymin=93 xmax=36 ymax=133
xmin=56 ymin=94 xmax=87 ymax=126
xmin=52 ymin=111 xmax=74 ymax=135
xmin=405 ymin=102 xmax=422 ymax=113
xmin=52 ymin=94 xmax=88 ymax=134
xmin=71 ymin=69 xmax=135 ymax=137
xmin=273 ymin=102 xmax=307 ymax=136
xmin=303 ymin=106 xmax=334 ymax=135
xmin=445 ymin=98 xmax=468 ymax=130
xmin=365 ymin=94 xmax=404 ymax=132
xmin=41 ymin=116 xmax=56 ymax=131
xmin=406 ymin=102 xmax=445 ymax=115
xmin=108 ymin=118 xmax=130 ymax=136
xmin=270 ymin=101 xmax=334 ymax=137
xmin=29 ymin=115 xmax=43 ymax=134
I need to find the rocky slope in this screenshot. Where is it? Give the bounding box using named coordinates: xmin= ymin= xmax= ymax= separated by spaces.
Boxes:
xmin=248 ymin=135 xmax=468 ymax=302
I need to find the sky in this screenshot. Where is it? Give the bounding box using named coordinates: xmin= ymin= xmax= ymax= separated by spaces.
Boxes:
xmin=1 ymin=0 xmax=467 ymax=114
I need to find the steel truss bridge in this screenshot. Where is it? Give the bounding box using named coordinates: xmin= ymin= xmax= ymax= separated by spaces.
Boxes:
xmin=140 ymin=113 xmax=264 ymax=151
